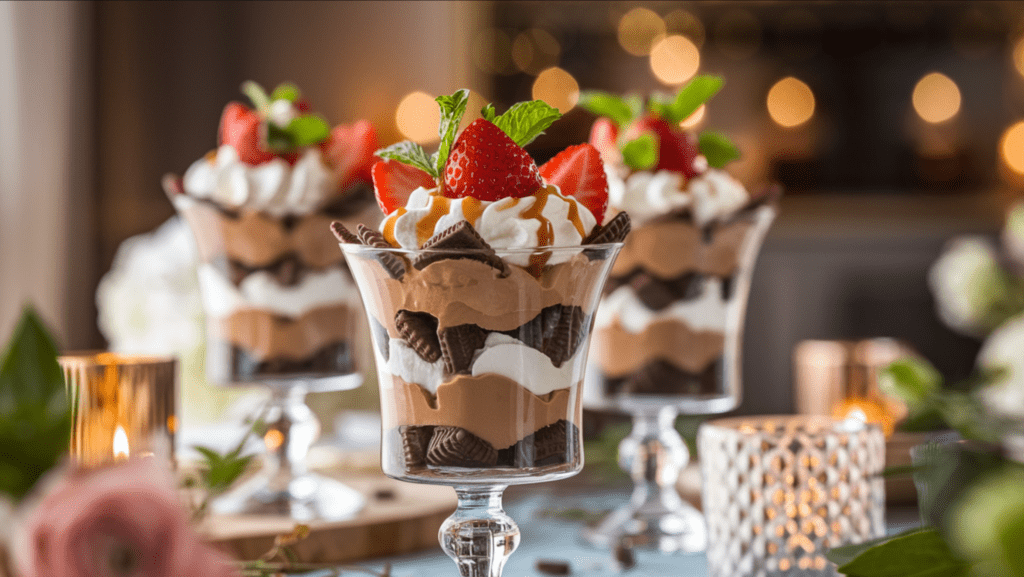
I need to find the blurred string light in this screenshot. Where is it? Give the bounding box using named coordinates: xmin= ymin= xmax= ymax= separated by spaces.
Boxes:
xmin=679 ymin=104 xmax=706 ymax=129
xmin=767 ymin=77 xmax=815 ymax=128
xmin=715 ymin=8 xmax=762 ymax=60
xmin=513 ymin=28 xmax=561 ymax=75
xmin=1014 ymin=37 xmax=1024 ymax=77
xmin=664 ymin=9 xmax=705 ymax=48
xmin=1002 ymin=122 xmax=1024 ymax=175
xmin=396 ymin=91 xmax=440 ymax=144
xmin=533 ymin=67 xmax=579 ymax=114
xmin=618 ymin=7 xmax=665 ymax=56
xmin=912 ymin=72 xmax=961 ymax=124
xmin=650 ymin=35 xmax=700 ymax=86
xmin=471 ymin=28 xmax=514 ymax=75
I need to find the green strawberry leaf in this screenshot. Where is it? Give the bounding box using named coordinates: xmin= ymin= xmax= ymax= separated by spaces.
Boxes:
xmin=492 ymin=100 xmax=562 ymax=147
xmin=578 ymin=91 xmax=634 ymax=126
xmin=271 ymin=83 xmax=301 ymax=102
xmin=434 ymin=89 xmax=470 ymax=176
xmin=829 ymin=528 xmax=971 ymax=577
xmin=698 ymin=131 xmax=740 ymax=168
xmin=0 ymin=306 xmax=70 ymax=502
xmin=376 ymin=141 xmax=437 ymax=178
xmin=241 ymin=80 xmax=271 ymax=114
xmin=265 ymin=123 xmax=294 ymax=152
xmin=481 ymin=103 xmax=497 ymax=122
xmin=663 ymin=75 xmax=724 ymax=124
xmin=622 ymin=135 xmax=657 ymax=170
xmin=288 ymin=115 xmax=330 ymax=147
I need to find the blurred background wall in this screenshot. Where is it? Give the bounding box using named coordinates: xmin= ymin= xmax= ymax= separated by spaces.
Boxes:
xmin=1 ymin=0 xmax=1022 ymax=418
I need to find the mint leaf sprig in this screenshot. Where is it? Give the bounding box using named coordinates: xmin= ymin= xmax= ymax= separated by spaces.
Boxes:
xmin=241 ymin=81 xmax=331 ymax=153
xmin=376 ymin=89 xmax=562 ymax=179
xmin=579 ymin=75 xmax=739 ymax=171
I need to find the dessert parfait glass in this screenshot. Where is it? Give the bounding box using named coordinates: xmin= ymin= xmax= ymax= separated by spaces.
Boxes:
xmin=163 ymin=82 xmax=381 ymax=520
xmin=342 ymin=237 xmax=621 ymax=577
xmin=585 ymin=200 xmax=776 ymax=552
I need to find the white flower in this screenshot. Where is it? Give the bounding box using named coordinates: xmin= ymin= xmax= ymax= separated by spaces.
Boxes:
xmin=928 ymin=236 xmax=1003 ymax=336
xmin=96 ymin=217 xmax=204 ymax=355
xmin=977 ymin=313 xmax=1024 ymax=421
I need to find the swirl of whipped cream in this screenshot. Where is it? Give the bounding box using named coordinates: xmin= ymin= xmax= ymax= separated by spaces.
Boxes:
xmin=607 ymin=167 xmax=748 ymax=227
xmin=182 ymin=145 xmax=337 ymax=217
xmin=380 ymin=185 xmax=597 ymax=267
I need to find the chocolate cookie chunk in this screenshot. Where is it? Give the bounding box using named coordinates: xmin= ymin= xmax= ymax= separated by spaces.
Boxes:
xmin=438 ymin=323 xmax=488 ymax=374
xmin=229 ymin=341 xmax=353 ymax=379
xmin=543 ymin=306 xmax=587 ymax=367
xmin=357 ymin=224 xmax=406 ymax=280
xmin=603 ymin=358 xmax=722 ymax=396
xmin=330 ymin=221 xmax=362 ymax=245
xmin=400 ymin=425 xmax=434 ymax=468
xmin=426 ymin=426 xmax=498 ymax=467
xmin=583 ymin=211 xmax=632 ymax=245
xmin=413 ymin=221 xmax=508 ymax=276
xmin=395 ymin=310 xmax=441 ymax=363
xmin=508 ymin=420 xmax=577 ymax=467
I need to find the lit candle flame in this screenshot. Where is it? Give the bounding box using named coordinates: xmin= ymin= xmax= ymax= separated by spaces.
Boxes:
xmin=113 ymin=425 xmax=130 ymax=461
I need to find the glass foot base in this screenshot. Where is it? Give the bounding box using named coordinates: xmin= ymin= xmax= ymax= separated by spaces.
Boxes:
xmin=211 ymin=471 xmax=366 ymax=521
xmin=584 ymin=498 xmax=707 ymax=554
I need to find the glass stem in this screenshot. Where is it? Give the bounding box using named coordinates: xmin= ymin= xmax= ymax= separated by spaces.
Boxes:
xmin=263 ymin=384 xmax=319 ymax=485
xmin=620 ymin=406 xmax=687 ymax=515
xmin=440 ymin=486 xmax=520 ymax=577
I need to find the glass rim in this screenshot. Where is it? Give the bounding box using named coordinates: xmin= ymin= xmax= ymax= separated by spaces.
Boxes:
xmin=58 ymin=351 xmax=176 ymax=368
xmin=338 ymin=241 xmax=624 ymax=257
xmin=700 ymin=414 xmax=883 ymax=436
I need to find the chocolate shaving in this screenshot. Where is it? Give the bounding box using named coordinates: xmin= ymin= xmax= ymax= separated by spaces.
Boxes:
xmin=395 ymin=310 xmax=441 ymax=363
xmin=357 ymin=224 xmax=406 ymax=279
xmin=412 ymin=221 xmax=509 ymax=276
xmin=583 ymin=211 xmax=632 ymax=245
xmin=400 ymin=425 xmax=434 ymax=468
xmin=330 ymin=221 xmax=362 ymax=245
xmin=426 ymin=426 xmax=498 ymax=467
xmin=438 ymin=324 xmax=488 ymax=375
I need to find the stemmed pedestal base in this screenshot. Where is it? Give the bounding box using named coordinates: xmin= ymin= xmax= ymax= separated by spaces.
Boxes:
xmin=211 ymin=379 xmax=366 ymax=521
xmin=440 ymin=487 xmax=520 ymax=577
xmin=584 ymin=407 xmax=707 ymax=553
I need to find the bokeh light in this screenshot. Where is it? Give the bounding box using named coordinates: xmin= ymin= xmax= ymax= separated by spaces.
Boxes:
xmin=912 ymin=72 xmax=961 ymax=124
xmin=512 ymin=28 xmax=561 ymax=75
xmin=715 ymin=9 xmax=762 ymax=60
xmin=471 ymin=28 xmax=513 ymax=75
xmin=1014 ymin=37 xmax=1024 ymax=77
xmin=767 ymin=77 xmax=815 ymax=128
xmin=680 ymin=104 xmax=706 ymax=129
xmin=664 ymin=9 xmax=705 ymax=48
xmin=532 ymin=67 xmax=579 ymax=114
xmin=618 ymin=7 xmax=666 ymax=56
xmin=649 ymin=35 xmax=700 ymax=86
xmin=1001 ymin=121 xmax=1024 ymax=175
xmin=396 ymin=91 xmax=440 ymax=144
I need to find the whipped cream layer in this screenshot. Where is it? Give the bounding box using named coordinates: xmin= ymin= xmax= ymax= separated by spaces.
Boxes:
xmin=381 ymin=185 xmax=597 ymax=266
xmin=197 ymin=264 xmax=359 ymax=319
xmin=183 ymin=145 xmax=337 ymax=217
xmin=595 ymin=278 xmax=729 ymax=334
xmin=381 ymin=331 xmax=580 ymax=397
xmin=608 ymin=167 xmax=748 ymax=227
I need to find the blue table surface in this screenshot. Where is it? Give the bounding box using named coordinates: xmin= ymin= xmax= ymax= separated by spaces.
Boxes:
xmin=304 ymin=478 xmax=922 ymax=577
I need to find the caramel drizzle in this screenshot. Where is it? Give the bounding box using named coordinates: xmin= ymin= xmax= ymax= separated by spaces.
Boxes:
xmin=417 ymin=195 xmax=452 ymax=245
xmin=461 ymin=197 xmax=485 ymax=228
xmin=566 ymin=196 xmax=586 ymax=238
xmin=382 ymin=208 xmax=407 ymax=245
xmin=524 ymin=189 xmax=553 ymax=275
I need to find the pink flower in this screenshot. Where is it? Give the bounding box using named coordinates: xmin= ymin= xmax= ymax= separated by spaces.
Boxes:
xmin=14 ymin=458 xmax=239 ymax=577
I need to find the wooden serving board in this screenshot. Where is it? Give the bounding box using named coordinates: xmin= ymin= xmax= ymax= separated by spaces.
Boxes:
xmin=197 ymin=473 xmax=456 ymax=564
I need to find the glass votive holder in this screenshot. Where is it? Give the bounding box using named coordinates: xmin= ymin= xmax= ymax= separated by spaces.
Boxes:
xmin=59 ymin=352 xmax=177 ymax=468
xmin=699 ymin=415 xmax=886 ymax=577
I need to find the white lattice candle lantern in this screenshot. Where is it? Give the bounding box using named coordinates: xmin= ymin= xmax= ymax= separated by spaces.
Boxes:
xmin=699 ymin=416 xmax=885 ymax=577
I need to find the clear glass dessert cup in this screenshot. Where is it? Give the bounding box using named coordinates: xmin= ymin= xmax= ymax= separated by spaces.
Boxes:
xmin=341 ymin=242 xmax=622 ymax=577
xmin=165 ymin=175 xmax=377 ymax=521
xmin=583 ymin=203 xmax=777 ymax=553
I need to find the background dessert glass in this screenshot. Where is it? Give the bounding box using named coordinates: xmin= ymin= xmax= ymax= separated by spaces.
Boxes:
xmin=166 ymin=175 xmax=378 ymax=521
xmin=584 ymin=201 xmax=777 ymax=552
xmin=342 ymin=242 xmax=621 ymax=577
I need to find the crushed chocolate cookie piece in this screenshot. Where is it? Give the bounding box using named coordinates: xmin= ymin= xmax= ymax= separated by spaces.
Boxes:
xmin=412 ymin=221 xmax=508 ymax=275
xmin=543 ymin=306 xmax=586 ymax=367
xmin=357 ymin=224 xmax=406 ymax=279
xmin=395 ymin=310 xmax=442 ymax=363
xmin=330 ymin=221 xmax=362 ymax=245
xmin=400 ymin=425 xmax=434 ymax=468
xmin=583 ymin=211 xmax=632 ymax=245
xmin=438 ymin=323 xmax=488 ymax=375
xmin=426 ymin=426 xmax=498 ymax=467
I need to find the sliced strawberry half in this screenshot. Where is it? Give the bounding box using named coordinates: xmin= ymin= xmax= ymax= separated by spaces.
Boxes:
xmin=322 ymin=120 xmax=378 ymax=188
xmin=589 ymin=117 xmax=621 ymax=166
xmin=218 ymin=102 xmax=274 ymax=165
xmin=539 ymin=144 xmax=609 ymax=221
xmin=371 ymin=159 xmax=436 ymax=215
xmin=443 ymin=118 xmax=542 ymax=201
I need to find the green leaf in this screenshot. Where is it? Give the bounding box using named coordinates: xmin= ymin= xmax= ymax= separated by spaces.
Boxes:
xmin=0 ymin=306 xmax=70 ymax=502
xmin=663 ymin=75 xmax=724 ymax=124
xmin=271 ymin=83 xmax=300 ymax=102
xmin=624 ymin=95 xmax=644 ymax=119
xmin=194 ymin=443 xmax=253 ymax=495
xmin=241 ymin=80 xmax=271 ymax=113
xmin=265 ymin=123 xmax=294 ymax=152
xmin=578 ymin=91 xmax=634 ymax=126
xmin=287 ymin=115 xmax=330 ymax=147
xmin=831 ymin=528 xmax=971 ymax=577
xmin=827 ymin=529 xmax=917 ymax=568
xmin=621 ymin=135 xmax=657 ymax=170
xmin=434 ymin=89 xmax=470 ymax=176
xmin=481 ymin=103 xmax=497 ymax=122
xmin=698 ymin=131 xmax=740 ymax=168
xmin=492 ymin=100 xmax=562 ymax=147
xmin=376 ymin=141 xmax=437 ymax=178
xmin=949 ymin=466 xmax=1024 ymax=576
xmin=879 ymin=358 xmax=943 ymax=408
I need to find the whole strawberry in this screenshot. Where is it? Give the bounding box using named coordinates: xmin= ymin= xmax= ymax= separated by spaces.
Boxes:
xmin=443 ymin=119 xmax=542 ymax=201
